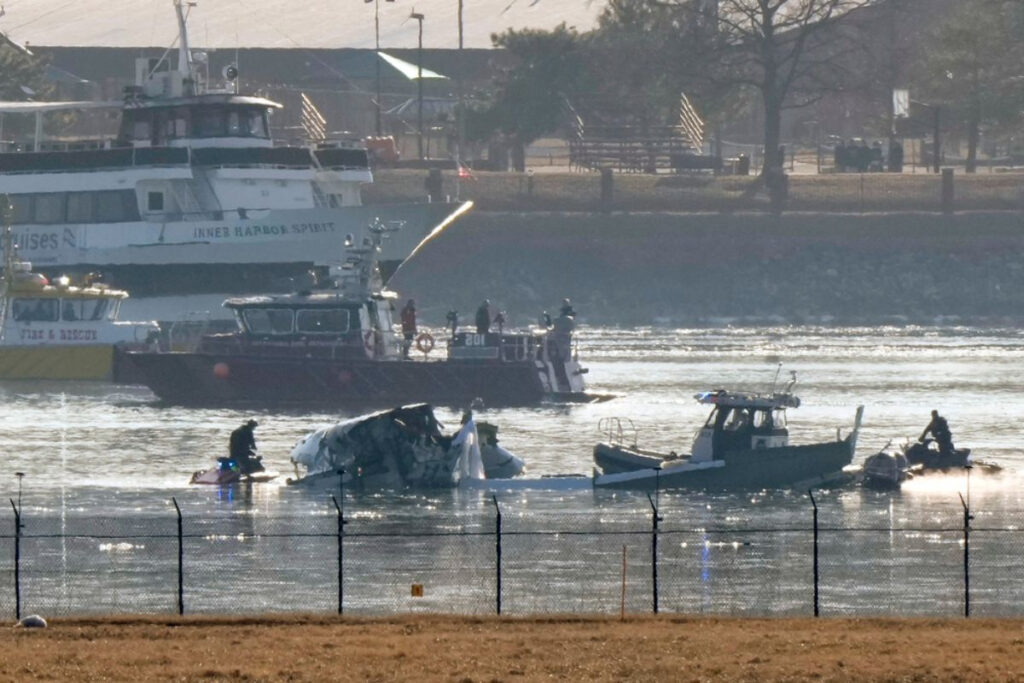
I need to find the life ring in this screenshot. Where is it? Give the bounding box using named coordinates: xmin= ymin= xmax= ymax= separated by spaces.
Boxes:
xmin=363 ymin=330 xmax=376 ymax=354
xmin=415 ymin=332 xmax=435 ymax=354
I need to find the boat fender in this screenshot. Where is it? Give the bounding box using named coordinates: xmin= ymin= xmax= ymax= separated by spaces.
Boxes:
xmin=415 ymin=332 xmax=435 ymax=354
xmin=363 ymin=330 xmax=376 ymax=355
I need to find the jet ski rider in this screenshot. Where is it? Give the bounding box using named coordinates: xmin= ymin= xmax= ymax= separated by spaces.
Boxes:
xmin=920 ymin=410 xmax=955 ymax=456
xmin=229 ymin=419 xmax=264 ymax=474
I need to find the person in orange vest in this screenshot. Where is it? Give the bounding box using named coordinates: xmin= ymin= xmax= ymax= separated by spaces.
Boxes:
xmin=400 ymin=299 xmax=417 ymax=359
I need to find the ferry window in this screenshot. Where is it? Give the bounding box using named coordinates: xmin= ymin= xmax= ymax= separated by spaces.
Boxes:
xmin=227 ymin=112 xmax=242 ymax=136
xmin=248 ymin=111 xmax=268 ymax=138
xmin=147 ymin=192 xmax=165 ymax=212
xmin=196 ymin=109 xmax=226 ymax=137
xmin=12 ymin=298 xmax=57 ymax=322
xmin=94 ymin=191 xmax=141 ymax=223
xmin=243 ymin=308 xmax=294 ymax=334
xmin=33 ymin=193 xmax=66 ymax=224
xmin=9 ymin=195 xmax=32 ymax=224
xmin=132 ymin=119 xmax=151 ymax=142
xmin=297 ymin=309 xmax=349 ymax=334
xmin=67 ymin=193 xmax=93 ymax=222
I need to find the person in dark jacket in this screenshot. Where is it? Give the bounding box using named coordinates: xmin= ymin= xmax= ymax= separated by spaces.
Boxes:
xmin=229 ymin=419 xmax=263 ymax=473
xmin=475 ymin=300 xmax=492 ymax=334
xmin=920 ymin=410 xmax=955 ymax=455
xmin=400 ymin=299 xmax=417 ymax=359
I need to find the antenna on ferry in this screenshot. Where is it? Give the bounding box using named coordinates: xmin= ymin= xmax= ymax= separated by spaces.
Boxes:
xmin=174 ymin=0 xmax=196 ymax=86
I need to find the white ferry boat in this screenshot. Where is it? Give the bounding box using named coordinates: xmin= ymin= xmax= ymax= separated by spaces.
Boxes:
xmin=0 ymin=225 xmax=158 ymax=380
xmin=0 ymin=1 xmax=469 ymax=317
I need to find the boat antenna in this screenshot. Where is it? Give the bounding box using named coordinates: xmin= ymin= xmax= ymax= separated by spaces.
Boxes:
xmin=174 ymin=0 xmax=196 ymax=89
xmin=770 ymin=363 xmax=782 ymax=394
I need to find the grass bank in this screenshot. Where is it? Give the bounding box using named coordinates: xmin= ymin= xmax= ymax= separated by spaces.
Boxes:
xmin=2 ymin=615 xmax=1023 ymax=681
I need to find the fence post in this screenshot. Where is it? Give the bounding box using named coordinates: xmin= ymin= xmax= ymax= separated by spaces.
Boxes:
xmin=9 ymin=499 xmax=20 ymax=620
xmin=959 ymin=489 xmax=972 ymax=618
xmin=647 ymin=492 xmax=662 ymax=614
xmin=331 ymin=471 xmax=346 ymax=615
xmin=808 ymin=490 xmax=819 ymax=618
xmin=172 ymin=497 xmax=183 ymax=616
xmin=492 ymin=494 xmax=502 ymax=615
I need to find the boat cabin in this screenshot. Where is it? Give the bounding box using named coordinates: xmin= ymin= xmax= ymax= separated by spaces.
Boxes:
xmin=0 ymin=261 xmax=159 ymax=348
xmin=690 ymin=390 xmax=798 ymax=462
xmin=199 ymin=289 xmax=400 ymax=360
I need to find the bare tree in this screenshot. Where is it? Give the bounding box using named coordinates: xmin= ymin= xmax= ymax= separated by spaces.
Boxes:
xmin=684 ymin=0 xmax=877 ymax=179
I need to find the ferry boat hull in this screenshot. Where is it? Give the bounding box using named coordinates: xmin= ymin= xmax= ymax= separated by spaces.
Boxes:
xmin=126 ymin=351 xmax=575 ymax=407
xmin=17 ymin=201 xmax=468 ymax=298
xmin=593 ymin=437 xmax=856 ymax=491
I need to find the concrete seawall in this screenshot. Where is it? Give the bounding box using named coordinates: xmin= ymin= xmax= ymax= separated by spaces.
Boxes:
xmin=390 ymin=211 xmax=1024 ymax=326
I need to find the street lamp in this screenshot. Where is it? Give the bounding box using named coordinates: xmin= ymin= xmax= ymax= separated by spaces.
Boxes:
xmin=410 ymin=10 xmax=425 ymax=159
xmin=367 ymin=0 xmax=395 ymax=137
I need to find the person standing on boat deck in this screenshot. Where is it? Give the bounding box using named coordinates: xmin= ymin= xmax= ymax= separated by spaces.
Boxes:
xmin=400 ymin=299 xmax=417 ymax=359
xmin=446 ymin=310 xmax=459 ymax=339
xmin=551 ymin=303 xmax=576 ymax=390
xmin=229 ymin=419 xmax=263 ymax=474
xmin=475 ymin=300 xmax=492 ymax=334
xmin=920 ymin=410 xmax=955 ymax=455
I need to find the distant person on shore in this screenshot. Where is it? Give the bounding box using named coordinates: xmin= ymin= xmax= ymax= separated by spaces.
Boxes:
xmin=400 ymin=299 xmax=417 ymax=359
xmin=229 ymin=419 xmax=264 ymax=474
xmin=920 ymin=410 xmax=955 ymax=455
xmin=475 ymin=300 xmax=492 ymax=334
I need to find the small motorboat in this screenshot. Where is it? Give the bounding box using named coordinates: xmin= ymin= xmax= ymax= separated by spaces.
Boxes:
xmin=190 ymin=457 xmax=279 ymax=485
xmin=593 ymin=372 xmax=863 ymax=491
xmin=861 ymin=444 xmax=913 ymax=490
xmin=286 ymin=403 xmax=524 ymax=490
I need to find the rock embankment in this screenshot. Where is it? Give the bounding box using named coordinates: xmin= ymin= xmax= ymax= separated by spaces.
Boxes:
xmin=390 ymin=211 xmax=1024 ymax=326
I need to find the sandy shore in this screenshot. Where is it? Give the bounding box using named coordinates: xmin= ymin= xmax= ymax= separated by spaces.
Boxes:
xmin=2 ymin=615 xmax=1024 ymax=681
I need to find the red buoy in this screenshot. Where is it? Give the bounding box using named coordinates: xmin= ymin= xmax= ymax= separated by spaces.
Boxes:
xmin=213 ymin=362 xmax=230 ymax=379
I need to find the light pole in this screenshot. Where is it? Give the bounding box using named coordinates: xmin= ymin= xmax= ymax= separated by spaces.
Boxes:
xmin=455 ymin=0 xmax=464 ymax=197
xmin=410 ymin=11 xmax=424 ymax=159
xmin=368 ymin=0 xmax=394 ymax=137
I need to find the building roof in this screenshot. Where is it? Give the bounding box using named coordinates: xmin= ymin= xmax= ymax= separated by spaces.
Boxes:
xmin=1 ymin=0 xmax=604 ymax=50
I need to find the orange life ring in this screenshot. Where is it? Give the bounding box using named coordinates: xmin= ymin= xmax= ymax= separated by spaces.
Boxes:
xmin=415 ymin=332 xmax=435 ymax=354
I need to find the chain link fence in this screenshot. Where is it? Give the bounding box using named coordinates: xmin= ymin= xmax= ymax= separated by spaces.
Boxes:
xmin=2 ymin=493 xmax=1022 ymax=619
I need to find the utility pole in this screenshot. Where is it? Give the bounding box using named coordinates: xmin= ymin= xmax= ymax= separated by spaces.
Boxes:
xmin=370 ymin=0 xmax=395 ymax=137
xmin=411 ymin=11 xmax=425 ymax=159
xmin=455 ymin=0 xmax=464 ymax=198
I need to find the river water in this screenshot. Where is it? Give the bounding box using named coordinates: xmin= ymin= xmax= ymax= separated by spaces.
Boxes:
xmin=2 ymin=325 xmax=1024 ymax=617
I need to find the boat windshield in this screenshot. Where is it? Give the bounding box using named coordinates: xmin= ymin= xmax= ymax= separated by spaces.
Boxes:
xmin=11 ymin=298 xmax=58 ymax=322
xmin=61 ymin=298 xmax=112 ymax=322
xmin=242 ymin=308 xmax=294 ymax=335
xmin=296 ymin=309 xmax=350 ymax=335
